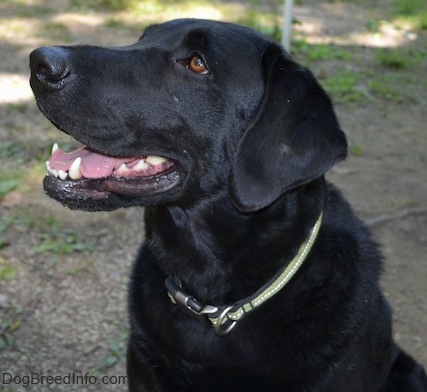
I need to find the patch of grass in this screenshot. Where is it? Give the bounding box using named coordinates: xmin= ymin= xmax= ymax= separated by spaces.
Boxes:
xmin=104 ymin=18 xmax=126 ymax=29
xmin=65 ymin=259 xmax=95 ymax=277
xmin=349 ymin=142 xmax=364 ymax=157
xmin=375 ymin=48 xmax=414 ymax=69
xmin=0 ymin=160 xmax=46 ymax=200
xmin=103 ymin=18 xmax=145 ymax=35
xmin=239 ymin=10 xmax=282 ymax=41
xmin=0 ymin=165 xmax=23 ymax=202
xmin=419 ymin=12 xmax=427 ymax=30
xmin=0 ymin=258 xmax=17 ymax=281
xmin=369 ymin=77 xmax=403 ymax=102
xmin=368 ymin=72 xmax=424 ymax=104
xmin=27 ymin=214 xmax=94 ymax=255
xmin=366 ymin=18 xmax=382 ymax=33
xmin=0 ymin=215 xmax=14 ymax=250
xmin=393 ymin=0 xmax=427 ymax=30
xmin=293 ymin=40 xmax=352 ymax=62
xmin=14 ymin=5 xmax=54 ymax=17
xmin=101 ymin=0 xmax=139 ymax=11
xmin=39 ymin=22 xmax=72 ymax=42
xmin=0 ymin=180 xmax=18 ymax=200
xmin=375 ymin=48 xmax=427 ymax=70
xmin=103 ymin=333 xmax=128 ymax=369
xmin=394 ymin=0 xmax=425 ymax=15
xmin=71 ymin=0 xmax=138 ymax=11
xmin=324 ymin=0 xmax=373 ymax=3
xmin=33 ymin=228 xmax=94 ymax=256
xmin=105 ymin=341 xmax=121 ymax=368
xmin=0 ymin=308 xmax=23 ymax=351
xmin=0 ymin=142 xmax=26 ymax=163
xmin=0 ymin=316 xmax=21 ymax=350
xmin=0 ymin=216 xmax=14 ymax=235
xmin=321 ymin=70 xmax=365 ymax=104
xmin=7 ymin=103 xmax=29 ymax=113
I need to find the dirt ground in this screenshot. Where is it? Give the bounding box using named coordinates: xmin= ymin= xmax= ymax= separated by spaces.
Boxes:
xmin=0 ymin=0 xmax=426 ymax=391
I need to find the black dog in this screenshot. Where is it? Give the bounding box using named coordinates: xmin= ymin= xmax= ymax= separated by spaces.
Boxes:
xmin=30 ymin=19 xmax=427 ymax=391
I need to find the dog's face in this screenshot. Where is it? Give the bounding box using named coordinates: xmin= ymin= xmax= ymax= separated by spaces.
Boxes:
xmin=30 ymin=19 xmax=347 ymax=212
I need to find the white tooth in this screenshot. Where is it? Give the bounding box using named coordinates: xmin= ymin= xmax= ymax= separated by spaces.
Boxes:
xmin=116 ymin=163 xmax=129 ymax=173
xmin=133 ymin=160 xmax=149 ymax=171
xmin=146 ymin=155 xmax=167 ymax=165
xmin=52 ymin=169 xmax=59 ymax=178
xmin=58 ymin=170 xmax=67 ymax=180
xmin=52 ymin=143 xmax=59 ymax=155
xmin=68 ymin=157 xmax=83 ymax=180
xmin=46 ymin=161 xmax=50 ymax=171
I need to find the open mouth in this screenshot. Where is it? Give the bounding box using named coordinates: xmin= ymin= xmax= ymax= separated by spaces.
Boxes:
xmin=44 ymin=143 xmax=181 ymax=206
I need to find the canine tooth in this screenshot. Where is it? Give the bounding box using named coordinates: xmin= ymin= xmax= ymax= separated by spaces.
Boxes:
xmin=69 ymin=157 xmax=83 ymax=180
xmin=52 ymin=143 xmax=59 ymax=154
xmin=52 ymin=169 xmax=59 ymax=178
xmin=146 ymin=155 xmax=167 ymax=165
xmin=58 ymin=170 xmax=67 ymax=180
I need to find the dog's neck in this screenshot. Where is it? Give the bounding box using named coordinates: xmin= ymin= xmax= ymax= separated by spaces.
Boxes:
xmin=145 ymin=178 xmax=327 ymax=307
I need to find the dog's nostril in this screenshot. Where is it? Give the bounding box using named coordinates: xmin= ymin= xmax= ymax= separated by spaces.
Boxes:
xmin=36 ymin=58 xmax=68 ymax=84
xmin=30 ymin=46 xmax=70 ymax=88
xmin=36 ymin=64 xmax=50 ymax=81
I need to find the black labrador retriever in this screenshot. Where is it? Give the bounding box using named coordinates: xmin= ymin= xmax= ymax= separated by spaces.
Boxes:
xmin=29 ymin=19 xmax=427 ymax=392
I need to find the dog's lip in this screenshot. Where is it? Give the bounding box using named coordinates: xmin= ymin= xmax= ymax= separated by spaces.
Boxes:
xmin=44 ymin=168 xmax=181 ymax=200
xmin=44 ymin=143 xmax=182 ymax=198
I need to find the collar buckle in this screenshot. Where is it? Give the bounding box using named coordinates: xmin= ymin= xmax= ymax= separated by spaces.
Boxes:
xmin=165 ymin=277 xmax=219 ymax=326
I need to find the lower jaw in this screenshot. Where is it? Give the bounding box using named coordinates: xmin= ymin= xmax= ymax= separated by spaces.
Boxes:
xmin=43 ymin=168 xmax=182 ymax=211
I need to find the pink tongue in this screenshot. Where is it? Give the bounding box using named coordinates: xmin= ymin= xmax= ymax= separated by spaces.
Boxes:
xmin=49 ymin=147 xmax=137 ymax=179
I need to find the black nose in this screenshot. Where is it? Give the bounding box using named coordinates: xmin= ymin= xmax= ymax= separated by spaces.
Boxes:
xmin=30 ymin=46 xmax=70 ymax=92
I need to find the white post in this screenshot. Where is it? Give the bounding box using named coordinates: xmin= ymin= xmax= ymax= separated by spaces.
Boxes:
xmin=282 ymin=0 xmax=294 ymax=52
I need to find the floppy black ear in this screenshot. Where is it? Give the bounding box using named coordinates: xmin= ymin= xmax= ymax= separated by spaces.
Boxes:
xmin=230 ymin=43 xmax=347 ymax=212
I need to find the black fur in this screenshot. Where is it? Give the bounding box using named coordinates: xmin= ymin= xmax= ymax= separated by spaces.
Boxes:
xmin=29 ymin=19 xmax=427 ymax=392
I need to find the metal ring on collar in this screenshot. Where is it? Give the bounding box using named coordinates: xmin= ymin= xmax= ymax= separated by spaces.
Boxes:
xmin=214 ymin=305 xmax=237 ymax=336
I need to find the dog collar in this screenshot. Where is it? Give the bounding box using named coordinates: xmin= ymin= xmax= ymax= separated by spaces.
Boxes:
xmin=165 ymin=211 xmax=323 ymax=336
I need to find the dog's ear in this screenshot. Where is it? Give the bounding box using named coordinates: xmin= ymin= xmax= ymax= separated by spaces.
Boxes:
xmin=230 ymin=43 xmax=347 ymax=212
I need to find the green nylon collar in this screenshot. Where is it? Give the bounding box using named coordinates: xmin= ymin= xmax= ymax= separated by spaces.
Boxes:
xmin=165 ymin=211 xmax=323 ymax=336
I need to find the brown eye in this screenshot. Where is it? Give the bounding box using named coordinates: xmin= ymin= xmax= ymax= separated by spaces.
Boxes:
xmin=188 ymin=55 xmax=209 ymax=74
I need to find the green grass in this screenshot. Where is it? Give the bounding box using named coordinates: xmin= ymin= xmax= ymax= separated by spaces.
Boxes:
xmin=39 ymin=22 xmax=72 ymax=42
xmin=394 ymin=0 xmax=427 ymax=30
xmin=375 ymin=48 xmax=417 ymax=69
xmin=349 ymin=142 xmax=364 ymax=157
xmin=395 ymin=0 xmax=425 ymax=15
xmin=369 ymin=78 xmax=400 ymax=102
xmin=0 ymin=180 xmax=18 ymax=200
xmin=0 ymin=142 xmax=26 ymax=163
xmin=321 ymin=70 xmax=365 ymax=104
xmin=0 ymin=164 xmax=23 ymax=202
xmin=293 ymin=40 xmax=352 ymax=62
xmin=420 ymin=13 xmax=427 ymax=30
xmin=0 ymin=318 xmax=20 ymax=350
xmin=33 ymin=219 xmax=95 ymax=256
xmin=72 ymin=0 xmax=138 ymax=11
xmin=12 ymin=5 xmax=54 ymax=17
xmin=238 ymin=10 xmax=282 ymax=41
xmin=0 ymin=261 xmax=17 ymax=281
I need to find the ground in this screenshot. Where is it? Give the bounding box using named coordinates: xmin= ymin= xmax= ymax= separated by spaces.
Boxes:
xmin=0 ymin=0 xmax=426 ymax=391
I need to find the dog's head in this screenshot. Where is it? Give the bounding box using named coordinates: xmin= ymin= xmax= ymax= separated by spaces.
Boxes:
xmin=30 ymin=19 xmax=347 ymax=212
